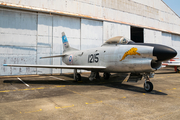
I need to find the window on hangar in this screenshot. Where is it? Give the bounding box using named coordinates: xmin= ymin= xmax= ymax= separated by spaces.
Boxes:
xmin=131 ymin=26 xmax=144 ymax=43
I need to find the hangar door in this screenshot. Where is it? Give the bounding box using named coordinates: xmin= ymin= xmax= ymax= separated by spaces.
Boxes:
xmin=131 ymin=26 xmax=144 ymax=43
xmin=0 ymin=9 xmax=37 ymax=76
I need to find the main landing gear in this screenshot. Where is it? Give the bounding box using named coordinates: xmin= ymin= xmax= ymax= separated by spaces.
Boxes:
xmin=89 ymin=72 xmax=100 ymax=81
xmin=74 ymin=69 xmax=81 ymax=82
xmin=89 ymin=72 xmax=111 ymax=81
xmin=103 ymin=72 xmax=111 ymax=80
xmin=143 ymin=74 xmax=153 ymax=92
xmin=73 ymin=70 xmax=111 ymax=82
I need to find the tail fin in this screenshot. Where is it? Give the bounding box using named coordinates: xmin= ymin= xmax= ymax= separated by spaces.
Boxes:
xmin=62 ymin=32 xmax=70 ymax=50
xmin=62 ymin=32 xmax=79 ymax=53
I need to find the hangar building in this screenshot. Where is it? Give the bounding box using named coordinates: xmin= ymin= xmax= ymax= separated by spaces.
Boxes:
xmin=0 ymin=0 xmax=180 ymax=75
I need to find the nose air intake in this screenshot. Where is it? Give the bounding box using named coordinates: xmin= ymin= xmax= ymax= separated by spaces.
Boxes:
xmin=153 ymin=45 xmax=177 ymax=61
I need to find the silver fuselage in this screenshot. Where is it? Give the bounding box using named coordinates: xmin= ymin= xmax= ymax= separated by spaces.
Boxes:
xmin=63 ymin=44 xmax=158 ymax=73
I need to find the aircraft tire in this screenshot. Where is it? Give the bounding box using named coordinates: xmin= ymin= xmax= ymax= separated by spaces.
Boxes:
xmin=75 ymin=73 xmax=81 ymax=82
xmin=144 ymin=81 xmax=153 ymax=92
xmin=103 ymin=72 xmax=110 ymax=80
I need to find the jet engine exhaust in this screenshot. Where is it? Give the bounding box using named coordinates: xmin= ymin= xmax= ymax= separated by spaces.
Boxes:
xmin=151 ymin=60 xmax=162 ymax=70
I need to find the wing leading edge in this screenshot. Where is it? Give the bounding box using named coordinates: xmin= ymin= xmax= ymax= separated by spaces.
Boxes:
xmin=3 ymin=64 xmax=106 ymax=70
xmin=40 ymin=54 xmax=67 ymax=59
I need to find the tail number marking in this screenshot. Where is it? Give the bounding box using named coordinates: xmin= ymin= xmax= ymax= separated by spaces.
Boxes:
xmin=88 ymin=53 xmax=99 ymax=63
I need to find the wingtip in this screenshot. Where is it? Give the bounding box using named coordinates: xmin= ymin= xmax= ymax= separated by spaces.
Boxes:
xmin=39 ymin=57 xmax=42 ymax=59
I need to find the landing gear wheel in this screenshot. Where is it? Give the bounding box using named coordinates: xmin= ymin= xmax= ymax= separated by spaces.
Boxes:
xmin=177 ymin=69 xmax=180 ymax=73
xmin=103 ymin=72 xmax=110 ymax=80
xmin=75 ymin=73 xmax=81 ymax=82
xmin=144 ymin=81 xmax=153 ymax=92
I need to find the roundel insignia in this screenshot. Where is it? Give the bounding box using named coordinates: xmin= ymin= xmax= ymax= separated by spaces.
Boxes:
xmin=69 ymin=55 xmax=73 ymax=64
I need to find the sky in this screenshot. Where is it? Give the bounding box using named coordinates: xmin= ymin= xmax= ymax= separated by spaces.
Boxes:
xmin=163 ymin=0 xmax=180 ymax=17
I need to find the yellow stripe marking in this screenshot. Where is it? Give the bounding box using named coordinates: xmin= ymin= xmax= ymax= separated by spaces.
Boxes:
xmin=55 ymin=85 xmax=65 ymax=87
xmin=55 ymin=104 xmax=74 ymax=109
xmin=20 ymin=109 xmax=42 ymax=114
xmin=111 ymin=96 xmax=126 ymax=100
xmin=0 ymin=90 xmax=10 ymax=92
xmin=0 ymin=86 xmax=65 ymax=93
xmin=85 ymin=101 xmax=102 ymax=105
xmin=158 ymin=90 xmax=162 ymax=92
xmin=36 ymin=87 xmax=45 ymax=89
xmin=122 ymin=96 xmax=126 ymax=99
xmin=166 ymin=88 xmax=177 ymax=91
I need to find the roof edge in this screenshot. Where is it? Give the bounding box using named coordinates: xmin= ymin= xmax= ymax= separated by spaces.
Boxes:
xmin=161 ymin=0 xmax=180 ymax=18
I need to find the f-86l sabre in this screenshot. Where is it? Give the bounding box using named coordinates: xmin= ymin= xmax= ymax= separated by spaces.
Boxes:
xmin=4 ymin=32 xmax=177 ymax=92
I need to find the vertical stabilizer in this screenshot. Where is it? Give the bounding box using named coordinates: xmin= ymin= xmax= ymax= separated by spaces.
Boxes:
xmin=61 ymin=32 xmax=79 ymax=53
xmin=62 ymin=32 xmax=70 ymax=50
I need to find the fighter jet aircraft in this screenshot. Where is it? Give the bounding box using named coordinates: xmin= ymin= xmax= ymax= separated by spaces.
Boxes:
xmin=3 ymin=32 xmax=177 ymax=92
xmin=162 ymin=58 xmax=180 ymax=73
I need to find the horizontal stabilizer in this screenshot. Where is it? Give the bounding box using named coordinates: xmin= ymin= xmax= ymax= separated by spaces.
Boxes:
xmin=40 ymin=54 xmax=67 ymax=59
xmin=3 ymin=64 xmax=106 ymax=70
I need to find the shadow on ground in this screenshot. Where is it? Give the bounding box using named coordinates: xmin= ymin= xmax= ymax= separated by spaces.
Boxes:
xmin=3 ymin=73 xmax=167 ymax=95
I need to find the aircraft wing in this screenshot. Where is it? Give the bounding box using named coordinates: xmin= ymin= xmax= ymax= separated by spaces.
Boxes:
xmin=3 ymin=64 xmax=106 ymax=70
xmin=40 ymin=54 xmax=67 ymax=59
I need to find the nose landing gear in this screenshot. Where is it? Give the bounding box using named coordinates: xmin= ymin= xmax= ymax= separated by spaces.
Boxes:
xmin=144 ymin=81 xmax=153 ymax=92
xmin=143 ymin=74 xmax=153 ymax=92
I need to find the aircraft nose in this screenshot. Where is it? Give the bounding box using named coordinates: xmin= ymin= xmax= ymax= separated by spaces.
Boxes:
xmin=153 ymin=45 xmax=177 ymax=61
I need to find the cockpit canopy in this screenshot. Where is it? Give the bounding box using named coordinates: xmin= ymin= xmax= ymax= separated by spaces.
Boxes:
xmin=104 ymin=36 xmax=135 ymax=45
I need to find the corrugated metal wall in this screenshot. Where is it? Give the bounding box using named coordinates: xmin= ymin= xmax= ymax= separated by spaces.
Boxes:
xmin=161 ymin=33 xmax=180 ymax=58
xmin=103 ymin=21 xmax=130 ymax=42
xmin=0 ymin=8 xmax=104 ymax=75
xmin=37 ymin=13 xmax=53 ymax=74
xmin=144 ymin=29 xmax=162 ymax=44
xmin=0 ymin=9 xmax=37 ymax=75
xmin=81 ymin=19 xmax=103 ymax=50
xmin=144 ymin=29 xmax=180 ymax=58
xmin=0 ymin=0 xmax=180 ymax=35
